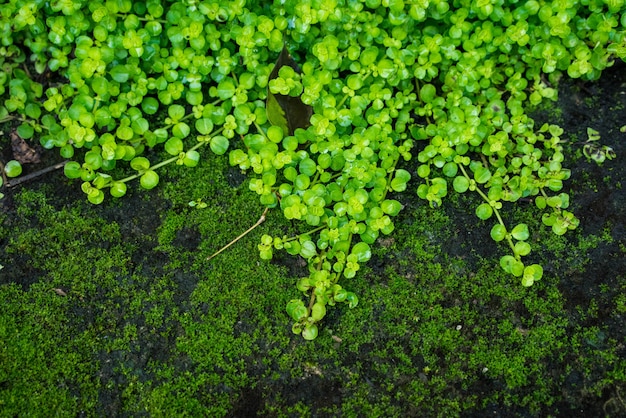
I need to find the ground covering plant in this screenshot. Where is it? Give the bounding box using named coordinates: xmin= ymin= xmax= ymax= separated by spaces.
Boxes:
xmin=1 ymin=0 xmax=625 ymax=338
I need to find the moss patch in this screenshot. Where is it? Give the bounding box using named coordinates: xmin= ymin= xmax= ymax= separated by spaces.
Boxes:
xmin=1 ymin=64 xmax=625 ymax=417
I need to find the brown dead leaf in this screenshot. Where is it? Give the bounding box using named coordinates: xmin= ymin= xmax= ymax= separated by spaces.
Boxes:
xmin=11 ymin=131 xmax=40 ymax=164
xmin=52 ymin=288 xmax=67 ymax=296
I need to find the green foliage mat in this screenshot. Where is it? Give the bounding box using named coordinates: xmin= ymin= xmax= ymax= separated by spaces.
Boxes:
xmin=1 ymin=0 xmax=626 ymax=414
xmin=1 ymin=0 xmax=625 ymax=337
xmin=1 ymin=63 xmax=626 ymax=416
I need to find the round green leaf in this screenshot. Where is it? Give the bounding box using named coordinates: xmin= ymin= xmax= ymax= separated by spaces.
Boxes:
xmin=141 ymin=97 xmax=159 ymax=115
xmin=535 ymin=196 xmax=546 ymax=209
xmin=172 ymin=122 xmax=190 ymax=139
xmin=24 ymin=103 xmax=41 ymax=119
xmin=514 ymin=241 xmax=531 ymax=256
xmin=419 ymin=84 xmax=436 ymax=103
xmin=442 ymin=162 xmax=458 ymax=177
xmin=299 ymin=158 xmax=317 ymax=177
xmin=310 ymin=302 xmax=326 ymax=321
xmin=346 ymin=292 xmax=359 ymax=308
xmin=381 ymin=199 xmax=403 ymax=216
xmin=4 ymin=160 xmax=22 ymax=177
xmin=84 ymin=151 xmax=103 ymax=170
xmin=110 ymin=65 xmax=130 ymax=83
xmin=210 ymin=135 xmax=229 ymax=155
xmin=475 ymin=203 xmax=493 ymax=220
xmin=60 ymin=144 xmax=74 ymax=159
xmin=87 ymin=188 xmax=105 ymax=204
xmin=17 ymin=123 xmax=34 ymax=139
xmin=116 ymin=126 xmax=134 ymax=140
xmin=334 ymin=288 xmax=348 ymax=302
xmin=522 ymin=264 xmax=543 ymax=287
xmin=500 ymin=255 xmax=524 ymax=277
xmin=183 ymin=150 xmax=200 ymax=167
xmin=417 ymin=164 xmax=430 ymax=178
xmin=351 ymin=242 xmax=371 ymax=263
xmin=294 ymin=174 xmax=310 ymax=190
xmin=286 ymin=299 xmax=307 ymax=321
xmin=168 ymin=104 xmax=185 ymax=121
xmin=511 ymin=223 xmax=530 ymax=240
xmin=474 ymin=166 xmax=492 ymax=184
xmin=64 ymin=161 xmax=82 ymax=179
xmin=490 ymin=224 xmax=507 ymax=242
xmin=165 ymin=137 xmax=184 ymax=156
xmin=217 ymin=79 xmax=236 ymax=100
xmin=140 ymin=170 xmax=159 ymax=189
xmin=130 ymin=156 xmax=150 ymax=171
xmin=453 ymin=176 xmax=470 ymax=193
xmin=131 ymin=118 xmax=149 ymax=135
xmin=300 ymin=240 xmax=317 ymax=259
xmin=110 ymin=181 xmax=127 ymax=198
xmin=195 ymin=118 xmax=214 ymax=135
xmin=302 ymin=323 xmax=319 ymax=340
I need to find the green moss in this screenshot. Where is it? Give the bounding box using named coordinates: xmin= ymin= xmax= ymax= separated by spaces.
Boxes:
xmin=0 ymin=284 xmax=100 ymax=415
xmin=2 ymin=63 xmax=626 ymax=418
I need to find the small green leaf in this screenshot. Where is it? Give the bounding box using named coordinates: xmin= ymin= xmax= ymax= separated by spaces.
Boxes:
xmin=141 ymin=97 xmax=159 ymax=115
xmin=110 ymin=66 xmax=130 ymax=83
xmin=490 ymin=224 xmax=507 ymax=242
xmin=286 ymin=299 xmax=307 ymax=321
xmin=474 ymin=166 xmax=492 ymax=184
xmin=475 ymin=203 xmax=493 ymax=220
xmin=85 ymin=151 xmax=103 ymax=170
xmin=419 ymin=84 xmax=436 ymax=103
xmin=535 ymin=196 xmax=546 ymax=209
xmin=195 ymin=118 xmax=214 ymax=135
xmin=300 ymin=240 xmax=317 ymax=259
xmin=351 ymin=242 xmax=371 ymax=263
xmin=210 ymin=136 xmax=229 ymax=155
xmin=333 ymin=288 xmax=348 ymax=302
xmin=381 ymin=199 xmax=403 ymax=216
xmin=4 ymin=160 xmax=22 ymax=177
xmin=500 ymin=255 xmax=524 ymax=277
xmin=87 ymin=188 xmax=105 ymax=204
xmin=110 ymin=181 xmax=127 ymax=198
xmin=168 ymin=104 xmax=186 ymax=121
xmin=116 ymin=126 xmax=134 ymax=140
xmin=64 ymin=161 xmax=82 ymax=179
xmin=521 ymin=264 xmax=543 ymax=287
xmin=310 ymin=302 xmax=326 ymax=321
xmin=183 ymin=150 xmax=200 ymax=167
xmin=165 ymin=137 xmax=184 ymax=156
xmin=442 ymin=162 xmax=458 ymax=177
xmin=24 ymin=103 xmax=41 ymax=119
xmin=299 ymin=158 xmax=317 ymax=177
xmin=511 ymin=223 xmax=530 ymax=240
xmin=417 ymin=164 xmax=430 ymax=178
xmin=140 ymin=170 xmax=159 ymax=189
xmin=453 ymin=176 xmax=470 ymax=193
xmin=346 ymin=292 xmax=359 ymax=308
xmin=302 ymin=323 xmax=319 ymax=340
xmin=514 ymin=241 xmax=531 ymax=256
xmin=216 ymin=79 xmax=236 ymax=100
xmin=172 ymin=122 xmax=190 ymax=139
xmin=17 ymin=123 xmax=34 ymax=139
xmin=391 ymin=169 xmax=411 ymax=192
xmin=130 ymin=156 xmax=150 ymax=171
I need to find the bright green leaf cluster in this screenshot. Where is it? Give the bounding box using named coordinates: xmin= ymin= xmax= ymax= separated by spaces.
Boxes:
xmin=1 ymin=0 xmax=625 ymax=339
